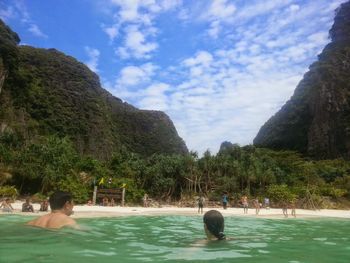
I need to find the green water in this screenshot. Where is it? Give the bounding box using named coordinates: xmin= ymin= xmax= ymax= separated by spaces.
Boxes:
xmin=0 ymin=215 xmax=350 ymax=263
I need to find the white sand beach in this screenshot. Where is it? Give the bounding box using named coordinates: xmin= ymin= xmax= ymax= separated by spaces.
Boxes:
xmin=1 ymin=201 xmax=349 ymax=219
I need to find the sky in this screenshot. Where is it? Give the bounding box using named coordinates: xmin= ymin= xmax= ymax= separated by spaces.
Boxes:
xmin=0 ymin=0 xmax=347 ymax=155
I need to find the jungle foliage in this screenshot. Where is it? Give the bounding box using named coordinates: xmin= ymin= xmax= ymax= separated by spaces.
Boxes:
xmin=1 ymin=135 xmax=350 ymax=208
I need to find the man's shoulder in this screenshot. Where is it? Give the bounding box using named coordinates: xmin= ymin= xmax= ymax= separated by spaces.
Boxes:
xmin=61 ymin=216 xmax=79 ymax=229
xmin=27 ymin=213 xmax=78 ymax=229
xmin=57 ymin=214 xmax=77 ymax=225
xmin=27 ymin=216 xmax=41 ymax=226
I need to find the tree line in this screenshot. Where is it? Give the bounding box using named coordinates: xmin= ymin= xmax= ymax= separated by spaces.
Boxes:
xmin=1 ymin=134 xmax=350 ymax=208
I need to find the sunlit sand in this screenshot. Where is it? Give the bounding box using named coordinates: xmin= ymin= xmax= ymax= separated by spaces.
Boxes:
xmin=2 ymin=201 xmax=349 ymax=219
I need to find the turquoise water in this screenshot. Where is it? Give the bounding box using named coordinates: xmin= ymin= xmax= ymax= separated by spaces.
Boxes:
xmin=0 ymin=215 xmax=350 ymax=263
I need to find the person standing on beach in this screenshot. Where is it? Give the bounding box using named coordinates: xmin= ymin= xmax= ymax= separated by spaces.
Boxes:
xmin=197 ymin=194 xmax=205 ymax=214
xmin=222 ymin=193 xmax=228 ymax=209
xmin=264 ymin=197 xmax=270 ymax=209
xmin=27 ymin=191 xmax=78 ymax=229
xmin=102 ymin=196 xmax=109 ymax=206
xmin=242 ymin=195 xmax=248 ymax=214
xmin=253 ymin=198 xmax=260 ymax=215
xmin=143 ymin=193 xmax=149 ymax=207
xmin=291 ymin=200 xmax=296 ymax=218
xmin=282 ymin=201 xmax=288 ymax=218
xmin=109 ymin=198 xmax=116 ymax=207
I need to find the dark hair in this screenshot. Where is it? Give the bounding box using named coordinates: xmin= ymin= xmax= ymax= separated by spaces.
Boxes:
xmin=49 ymin=191 xmax=72 ymax=210
xmin=203 ymin=210 xmax=226 ymax=240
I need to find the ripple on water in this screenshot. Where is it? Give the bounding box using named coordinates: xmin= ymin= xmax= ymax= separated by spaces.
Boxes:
xmin=313 ymin=237 xmax=328 ymax=241
xmin=324 ymin=242 xmax=337 ymax=245
xmin=75 ymin=249 xmax=117 ymax=257
xmin=164 ymin=246 xmax=252 ymax=261
xmin=1 ymin=215 xmax=350 ymax=263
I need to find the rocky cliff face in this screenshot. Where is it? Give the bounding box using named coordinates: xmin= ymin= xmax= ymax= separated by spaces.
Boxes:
xmin=0 ymin=20 xmax=19 ymax=94
xmin=0 ymin=20 xmax=188 ymax=159
xmin=254 ymin=1 xmax=350 ymax=159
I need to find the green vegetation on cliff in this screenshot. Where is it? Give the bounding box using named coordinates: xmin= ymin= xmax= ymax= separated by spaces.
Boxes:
xmin=0 ymin=20 xmax=187 ymax=160
xmin=254 ymin=1 xmax=350 ymax=159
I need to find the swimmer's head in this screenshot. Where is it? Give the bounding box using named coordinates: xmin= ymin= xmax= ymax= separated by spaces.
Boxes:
xmin=49 ymin=191 xmax=74 ymax=215
xmin=203 ymin=210 xmax=226 ymax=240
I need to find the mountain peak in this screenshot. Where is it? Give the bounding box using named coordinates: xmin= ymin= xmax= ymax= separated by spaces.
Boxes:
xmin=329 ymin=1 xmax=350 ymax=42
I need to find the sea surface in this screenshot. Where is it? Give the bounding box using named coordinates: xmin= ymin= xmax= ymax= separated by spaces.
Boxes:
xmin=0 ymin=214 xmax=349 ymax=263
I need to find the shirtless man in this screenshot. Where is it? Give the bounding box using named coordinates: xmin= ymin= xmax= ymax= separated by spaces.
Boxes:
xmin=27 ymin=191 xmax=78 ymax=229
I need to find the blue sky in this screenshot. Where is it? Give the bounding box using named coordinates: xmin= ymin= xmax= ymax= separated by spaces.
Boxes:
xmin=0 ymin=0 xmax=347 ymax=155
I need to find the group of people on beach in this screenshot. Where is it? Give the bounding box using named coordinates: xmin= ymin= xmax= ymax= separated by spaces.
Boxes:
xmin=0 ymin=197 xmax=49 ymax=213
xmin=102 ymin=197 xmax=116 ymax=207
xmin=196 ymin=193 xmax=296 ymax=217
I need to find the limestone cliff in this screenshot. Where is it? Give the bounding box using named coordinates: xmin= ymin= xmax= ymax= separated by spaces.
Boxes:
xmin=0 ymin=20 xmax=188 ymax=159
xmin=254 ymin=1 xmax=350 ymax=159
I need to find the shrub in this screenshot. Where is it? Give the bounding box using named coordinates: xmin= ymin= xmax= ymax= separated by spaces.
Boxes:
xmin=55 ymin=175 xmax=90 ymax=204
xmin=114 ymin=177 xmax=144 ymax=204
xmin=31 ymin=192 xmax=47 ymax=202
xmin=266 ymin=184 xmax=296 ymax=203
xmin=0 ymin=185 xmax=18 ymax=199
xmin=320 ymin=186 xmax=347 ymax=199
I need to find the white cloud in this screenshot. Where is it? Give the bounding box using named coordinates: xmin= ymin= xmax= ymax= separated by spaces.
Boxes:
xmin=183 ymin=51 xmax=213 ymax=67
xmin=116 ymin=63 xmax=157 ymax=87
xmin=14 ymin=0 xmax=30 ymax=23
xmin=111 ymin=0 xmax=146 ymax=23
xmin=28 ymin=24 xmax=48 ymax=38
xmin=208 ymin=21 xmax=221 ymax=38
xmin=103 ymin=0 xmax=182 ymax=59
xmin=139 ymin=82 xmax=170 ymax=111
xmin=177 ymin=8 xmax=189 ymax=20
xmin=110 ymin=0 xmax=181 ymax=23
xmin=116 ymin=25 xmax=158 ymax=59
xmin=118 ymin=66 xmax=148 ymax=86
xmin=160 ymin=0 xmax=182 ymax=11
xmin=2 ymin=1 xmax=48 ymax=39
xmin=235 ymin=0 xmax=294 ymax=21
xmin=102 ymin=24 xmax=119 ymax=42
xmin=163 ymin=51 xmax=303 ymax=153
xmin=110 ymin=64 xmax=166 ymax=108
xmin=84 ymin=46 xmax=100 ymax=73
xmin=308 ymin=32 xmax=328 ymax=44
xmin=289 ymin=4 xmax=300 ymax=12
xmin=205 ymin=0 xmax=236 ymax=20
xmin=195 ymin=0 xmax=236 ymax=38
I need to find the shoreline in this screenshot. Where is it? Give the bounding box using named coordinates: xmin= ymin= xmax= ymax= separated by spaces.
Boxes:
xmin=1 ymin=201 xmax=349 ymax=219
